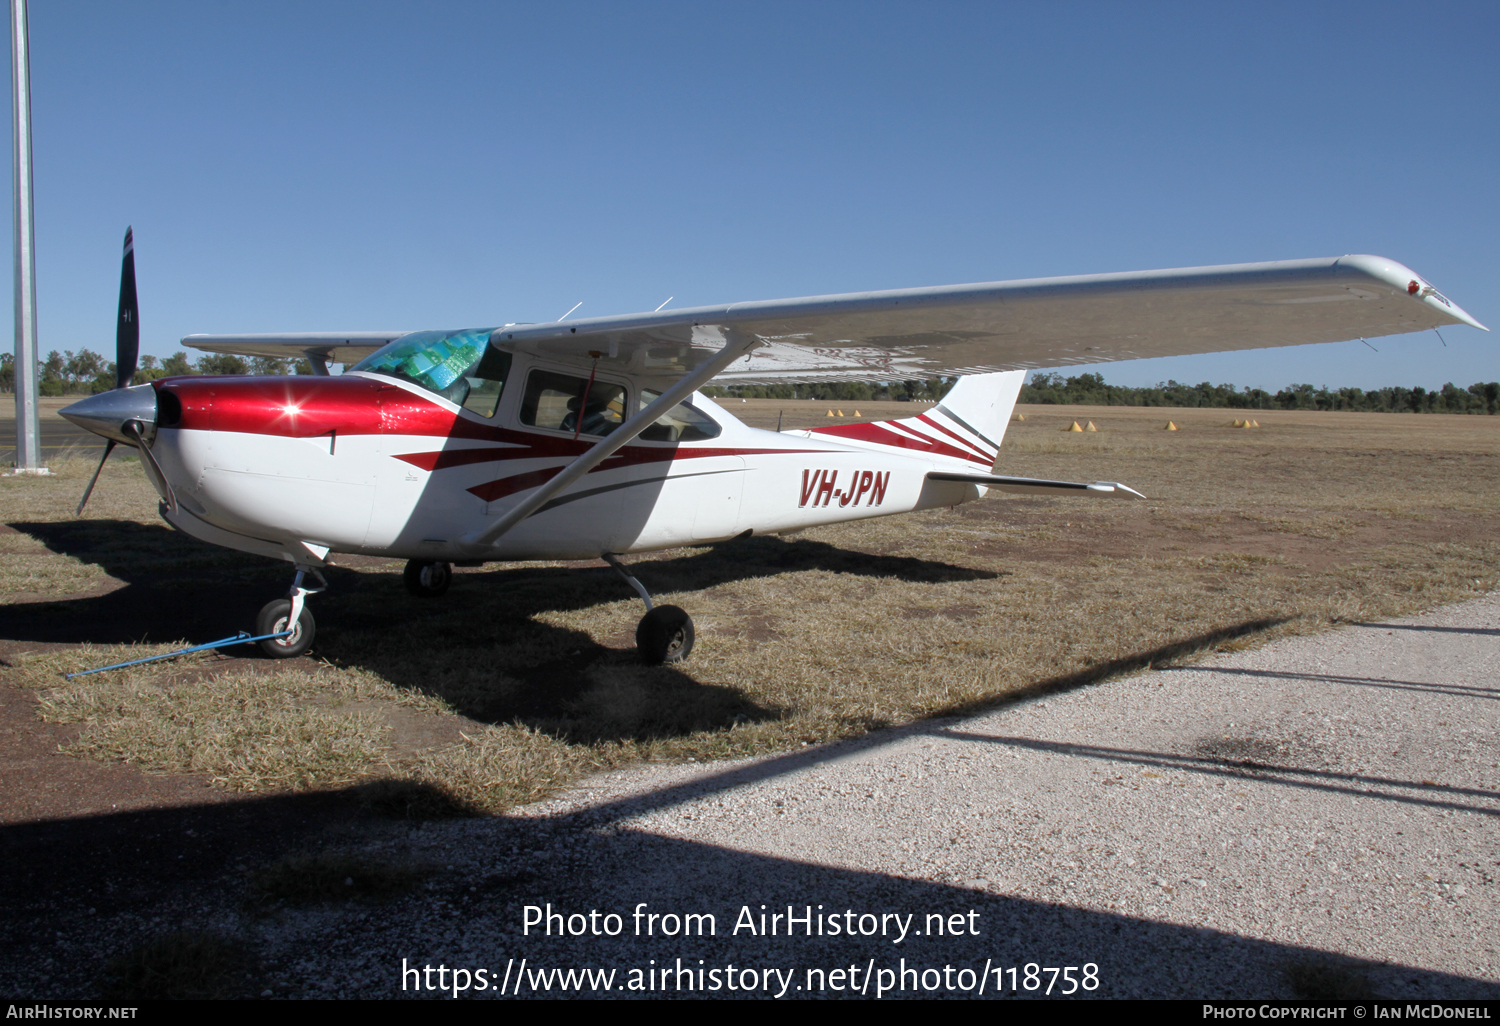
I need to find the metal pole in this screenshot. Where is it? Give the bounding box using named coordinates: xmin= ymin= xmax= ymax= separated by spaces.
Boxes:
xmin=9 ymin=0 xmax=43 ymax=474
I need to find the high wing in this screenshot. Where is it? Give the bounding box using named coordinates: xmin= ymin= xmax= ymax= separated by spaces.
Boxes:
xmin=181 ymin=331 xmax=410 ymax=370
xmin=181 ymin=255 xmax=1485 ymax=382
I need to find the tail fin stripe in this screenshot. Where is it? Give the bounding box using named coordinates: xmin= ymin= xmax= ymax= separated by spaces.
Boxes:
xmin=916 ymin=413 xmax=996 ymax=462
xmin=876 ymin=417 xmax=991 ymax=462
xmin=879 ymin=418 xmax=951 ymax=446
xmin=813 ymin=421 xmax=989 ymax=466
xmin=887 ymin=417 xmax=989 ymax=461
xmin=933 ymin=404 xmax=1002 ymax=454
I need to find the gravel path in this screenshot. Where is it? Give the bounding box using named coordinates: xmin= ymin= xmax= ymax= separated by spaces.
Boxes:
xmin=267 ymin=593 xmax=1498 ymax=999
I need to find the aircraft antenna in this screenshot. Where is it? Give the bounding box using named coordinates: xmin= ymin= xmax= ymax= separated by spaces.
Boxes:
xmin=1433 ymin=328 xmax=1448 ymax=347
xmin=558 ymin=301 xmax=582 ymax=321
xmin=654 ymin=296 xmax=673 ymax=312
xmin=1359 ymin=337 xmax=1379 ymax=353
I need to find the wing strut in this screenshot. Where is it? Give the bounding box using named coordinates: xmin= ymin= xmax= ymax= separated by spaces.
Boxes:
xmin=459 ymin=334 xmax=762 ymax=554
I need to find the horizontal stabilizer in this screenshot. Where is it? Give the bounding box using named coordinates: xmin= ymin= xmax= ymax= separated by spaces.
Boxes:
xmin=928 ymin=471 xmax=1145 ymax=499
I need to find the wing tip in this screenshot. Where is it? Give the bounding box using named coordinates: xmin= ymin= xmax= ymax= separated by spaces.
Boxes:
xmin=1338 ymin=254 xmax=1487 ymax=331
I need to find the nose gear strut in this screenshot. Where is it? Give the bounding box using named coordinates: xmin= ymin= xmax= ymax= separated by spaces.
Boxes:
xmin=256 ymin=566 xmax=327 ymax=658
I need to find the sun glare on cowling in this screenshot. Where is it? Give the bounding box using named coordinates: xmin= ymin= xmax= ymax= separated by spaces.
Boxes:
xmin=274 ymin=385 xmax=305 ymax=427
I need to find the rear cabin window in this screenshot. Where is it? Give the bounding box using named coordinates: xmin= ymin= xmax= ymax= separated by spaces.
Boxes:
xmin=638 ymin=390 xmax=722 ymax=442
xmin=520 ymin=369 xmax=627 ymax=437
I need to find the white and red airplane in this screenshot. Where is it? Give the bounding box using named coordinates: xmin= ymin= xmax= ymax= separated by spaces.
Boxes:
xmin=61 ymin=234 xmax=1486 ymax=663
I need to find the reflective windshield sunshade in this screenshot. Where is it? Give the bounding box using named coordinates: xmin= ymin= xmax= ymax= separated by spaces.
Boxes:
xmin=351 ymin=328 xmax=499 ymax=399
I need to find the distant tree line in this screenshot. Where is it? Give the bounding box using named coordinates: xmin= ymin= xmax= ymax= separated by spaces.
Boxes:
xmin=702 ymin=378 xmax=954 ymax=402
xmin=1020 ymin=372 xmax=1500 ymax=415
xmin=704 ymin=370 xmax=1500 ymax=414
xmin=0 ymin=349 xmax=310 ymax=396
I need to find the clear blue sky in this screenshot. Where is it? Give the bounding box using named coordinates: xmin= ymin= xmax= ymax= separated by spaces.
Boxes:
xmin=14 ymin=0 xmax=1498 ymax=390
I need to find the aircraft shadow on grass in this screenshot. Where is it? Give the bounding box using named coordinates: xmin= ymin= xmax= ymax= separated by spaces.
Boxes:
xmin=3 ymin=519 xmax=1000 ymax=738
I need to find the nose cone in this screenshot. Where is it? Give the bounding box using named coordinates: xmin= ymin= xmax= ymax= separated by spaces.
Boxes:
xmin=60 ymin=383 xmax=159 ymax=446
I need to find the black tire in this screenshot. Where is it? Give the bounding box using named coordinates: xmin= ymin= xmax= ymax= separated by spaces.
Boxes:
xmin=404 ymin=559 xmax=452 ymax=597
xmin=636 ymin=605 xmax=694 ymax=665
xmin=256 ymin=598 xmax=315 ymax=659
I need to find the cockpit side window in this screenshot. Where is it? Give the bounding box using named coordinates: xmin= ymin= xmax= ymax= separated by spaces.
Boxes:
xmin=519 ymin=369 xmax=627 ymax=437
xmin=638 ymin=390 xmax=722 ymax=442
xmin=350 ymin=328 xmax=510 ymax=416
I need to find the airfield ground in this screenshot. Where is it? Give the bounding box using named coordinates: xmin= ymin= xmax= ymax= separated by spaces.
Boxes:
xmin=0 ymin=398 xmax=1496 ymax=998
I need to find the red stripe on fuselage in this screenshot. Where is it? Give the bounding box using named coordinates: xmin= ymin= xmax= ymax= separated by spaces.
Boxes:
xmin=469 ymin=467 xmax=562 ymax=502
xmin=155 ymin=376 xmax=825 ymax=494
xmin=810 ymin=420 xmax=990 ymax=466
xmin=159 ymin=375 xmax=453 ymax=438
xmin=396 ymin=447 xmax=521 ymax=471
xmin=464 ymin=447 xmax=809 ymax=501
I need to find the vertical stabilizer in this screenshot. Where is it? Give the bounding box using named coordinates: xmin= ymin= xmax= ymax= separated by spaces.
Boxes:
xmin=933 ymin=370 xmax=1025 ymax=469
xmin=805 ymin=370 xmax=1025 ymax=472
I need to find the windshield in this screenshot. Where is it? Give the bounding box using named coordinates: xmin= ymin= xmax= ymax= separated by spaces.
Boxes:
xmin=351 ymin=328 xmax=509 ymax=414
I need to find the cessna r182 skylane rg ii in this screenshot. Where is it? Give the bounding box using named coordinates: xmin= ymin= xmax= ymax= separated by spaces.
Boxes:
xmin=61 ymin=234 xmax=1487 ymax=663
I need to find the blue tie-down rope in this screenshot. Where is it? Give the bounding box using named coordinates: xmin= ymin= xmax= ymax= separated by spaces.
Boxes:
xmin=62 ymin=630 xmax=294 ymax=679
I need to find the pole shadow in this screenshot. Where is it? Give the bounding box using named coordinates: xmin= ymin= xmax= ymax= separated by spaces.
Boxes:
xmin=1353 ymin=621 xmax=1500 ymax=638
xmin=1157 ymin=664 xmax=1498 ymax=701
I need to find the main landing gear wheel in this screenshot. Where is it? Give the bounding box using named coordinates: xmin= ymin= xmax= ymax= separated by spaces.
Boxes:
xmin=636 ymin=605 xmax=694 ymax=665
xmin=602 ymin=552 xmax=695 ymax=665
xmin=256 ymin=598 xmax=316 ymax=659
xmin=404 ymin=559 xmax=452 ymax=597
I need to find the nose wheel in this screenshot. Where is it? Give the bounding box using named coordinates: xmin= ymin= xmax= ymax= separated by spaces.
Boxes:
xmin=256 ymin=566 xmax=326 ymax=658
xmin=256 ymin=598 xmax=316 ymax=658
xmin=404 ymin=560 xmax=453 ymax=597
xmin=604 ymin=553 xmax=694 ymax=664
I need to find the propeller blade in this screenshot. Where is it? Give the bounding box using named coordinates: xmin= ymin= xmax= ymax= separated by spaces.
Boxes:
xmin=124 ymin=422 xmax=176 ymax=514
xmin=75 ymin=439 xmax=117 ymax=516
xmin=115 ymin=227 xmax=139 ymax=390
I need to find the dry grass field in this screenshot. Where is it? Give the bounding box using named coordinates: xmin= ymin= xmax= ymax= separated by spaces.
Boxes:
xmin=3 ymin=399 xmax=1497 ymax=819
